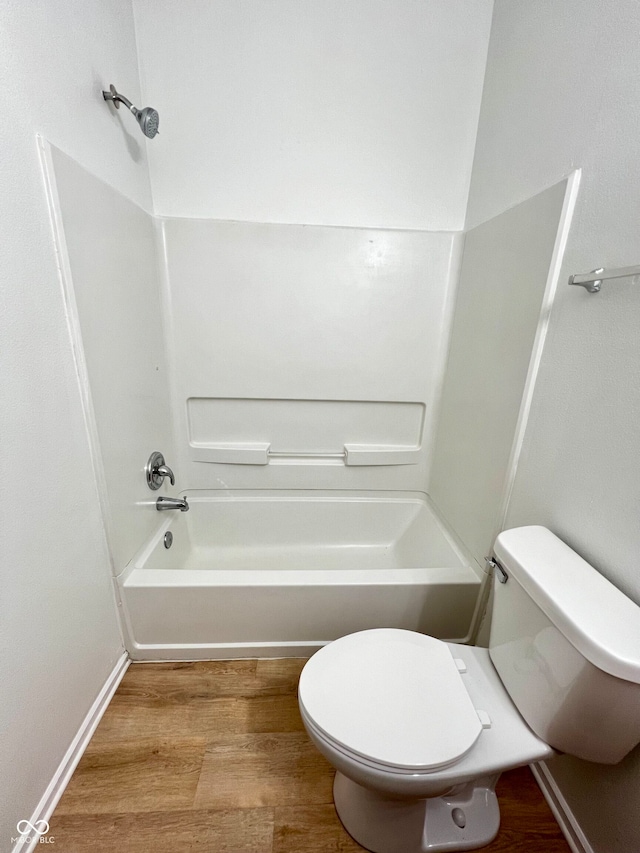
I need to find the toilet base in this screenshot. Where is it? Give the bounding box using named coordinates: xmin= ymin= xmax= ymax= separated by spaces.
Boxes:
xmin=333 ymin=771 xmax=501 ymax=853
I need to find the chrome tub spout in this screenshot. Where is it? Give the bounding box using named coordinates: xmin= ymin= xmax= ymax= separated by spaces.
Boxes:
xmin=156 ymin=495 xmax=189 ymax=512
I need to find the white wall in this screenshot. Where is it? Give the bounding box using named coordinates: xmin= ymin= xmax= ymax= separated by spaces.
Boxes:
xmin=467 ymin=2 xmax=640 ymax=850
xmin=0 ymin=1 xmax=147 ymax=843
xmin=133 ymin=0 xmax=493 ymax=229
xmin=49 ymin=147 xmax=177 ymax=575
xmin=162 ymin=219 xmax=460 ymax=491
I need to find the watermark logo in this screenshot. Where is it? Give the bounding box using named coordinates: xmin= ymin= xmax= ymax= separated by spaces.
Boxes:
xmin=17 ymin=821 xmax=49 ymax=835
xmin=11 ymin=819 xmax=55 ymax=845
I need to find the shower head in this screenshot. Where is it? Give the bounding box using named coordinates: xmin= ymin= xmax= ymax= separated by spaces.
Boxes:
xmin=102 ymin=84 xmax=159 ymax=139
xmin=134 ymin=106 xmax=159 ymax=139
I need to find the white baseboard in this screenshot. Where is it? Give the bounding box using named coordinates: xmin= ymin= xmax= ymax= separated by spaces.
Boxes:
xmin=530 ymin=761 xmax=594 ymax=853
xmin=12 ymin=652 xmax=129 ymax=853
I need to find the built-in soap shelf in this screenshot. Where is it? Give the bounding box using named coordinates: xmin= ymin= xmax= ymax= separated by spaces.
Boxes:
xmin=189 ymin=442 xmax=420 ymax=467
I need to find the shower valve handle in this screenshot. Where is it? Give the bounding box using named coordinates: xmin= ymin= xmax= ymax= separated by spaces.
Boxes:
xmin=146 ymin=451 xmax=175 ymax=490
xmin=156 ymin=465 xmax=175 ymax=486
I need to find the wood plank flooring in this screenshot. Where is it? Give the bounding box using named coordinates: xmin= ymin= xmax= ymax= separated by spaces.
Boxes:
xmin=50 ymin=659 xmax=571 ymax=852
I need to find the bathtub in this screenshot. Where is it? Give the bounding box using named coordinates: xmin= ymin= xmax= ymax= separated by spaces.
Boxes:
xmin=119 ymin=490 xmax=482 ymax=660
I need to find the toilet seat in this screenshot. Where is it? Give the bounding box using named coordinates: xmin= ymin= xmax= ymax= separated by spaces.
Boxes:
xmin=300 ymin=701 xmax=429 ymax=776
xmin=298 ymin=628 xmax=483 ymax=773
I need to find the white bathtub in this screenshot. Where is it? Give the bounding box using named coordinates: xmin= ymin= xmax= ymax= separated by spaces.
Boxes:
xmin=119 ymin=490 xmax=482 ymax=659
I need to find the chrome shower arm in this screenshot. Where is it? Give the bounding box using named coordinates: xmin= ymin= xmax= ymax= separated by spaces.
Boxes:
xmin=102 ymin=84 xmax=135 ymax=112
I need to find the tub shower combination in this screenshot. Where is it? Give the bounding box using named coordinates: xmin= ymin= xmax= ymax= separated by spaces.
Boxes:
xmin=48 ymin=143 xmax=579 ymax=667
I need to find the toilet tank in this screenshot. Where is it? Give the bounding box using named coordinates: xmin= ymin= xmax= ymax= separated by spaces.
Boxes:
xmin=489 ymin=526 xmax=640 ymax=764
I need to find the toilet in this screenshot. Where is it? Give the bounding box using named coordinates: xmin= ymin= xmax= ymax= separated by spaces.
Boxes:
xmin=298 ymin=526 xmax=640 ymax=853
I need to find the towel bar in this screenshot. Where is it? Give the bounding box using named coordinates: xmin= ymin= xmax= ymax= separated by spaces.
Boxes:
xmin=568 ymin=264 xmax=640 ymax=293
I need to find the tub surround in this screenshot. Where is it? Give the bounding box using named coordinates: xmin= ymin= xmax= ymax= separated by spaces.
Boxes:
xmin=47 ymin=147 xmax=576 ymax=660
xmin=161 ymin=219 xmax=462 ymax=494
xmin=45 ymin=144 xmax=178 ymax=577
xmin=430 ymin=178 xmax=575 ymax=567
xmin=119 ymin=179 xmax=575 ymax=657
xmin=47 ymin=148 xmax=485 ymax=657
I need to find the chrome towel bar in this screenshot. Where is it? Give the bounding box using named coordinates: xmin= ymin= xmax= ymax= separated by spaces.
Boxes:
xmin=568 ymin=264 xmax=640 ymax=293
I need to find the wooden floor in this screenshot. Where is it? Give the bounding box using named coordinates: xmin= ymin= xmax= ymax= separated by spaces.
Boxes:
xmin=50 ymin=660 xmax=571 ymax=852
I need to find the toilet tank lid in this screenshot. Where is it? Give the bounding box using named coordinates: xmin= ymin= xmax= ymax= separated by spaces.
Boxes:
xmin=494 ymin=526 xmax=640 ymax=685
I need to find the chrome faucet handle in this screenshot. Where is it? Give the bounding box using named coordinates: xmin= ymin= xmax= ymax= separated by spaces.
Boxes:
xmin=146 ymin=451 xmax=176 ymax=490
xmin=155 ymin=464 xmax=175 ymax=486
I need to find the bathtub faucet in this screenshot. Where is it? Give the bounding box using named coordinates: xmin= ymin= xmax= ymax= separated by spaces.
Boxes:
xmin=156 ymin=495 xmax=189 ymax=512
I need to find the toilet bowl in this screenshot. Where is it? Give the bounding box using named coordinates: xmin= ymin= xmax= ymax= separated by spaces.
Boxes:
xmin=298 ymin=526 xmax=640 ymax=853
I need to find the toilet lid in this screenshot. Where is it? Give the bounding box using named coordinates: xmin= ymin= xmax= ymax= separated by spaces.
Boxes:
xmin=299 ymin=629 xmax=483 ymax=772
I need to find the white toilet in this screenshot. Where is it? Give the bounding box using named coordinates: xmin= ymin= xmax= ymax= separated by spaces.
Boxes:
xmin=298 ymin=526 xmax=640 ymax=853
